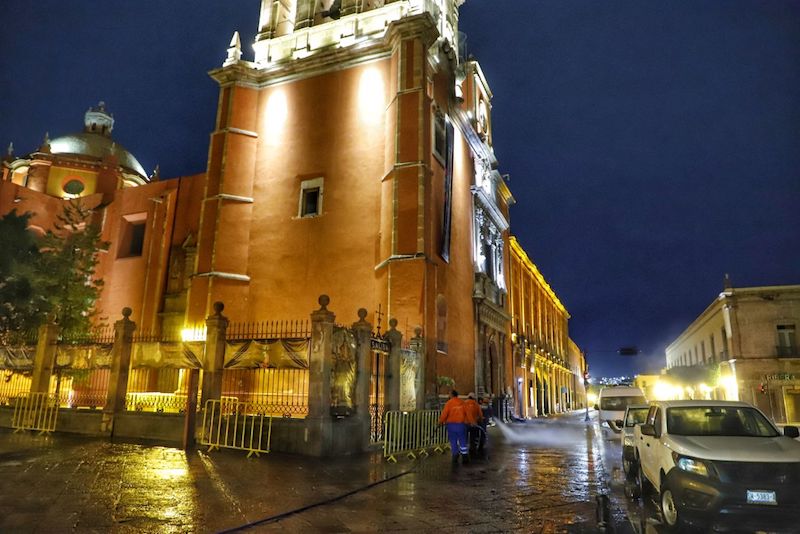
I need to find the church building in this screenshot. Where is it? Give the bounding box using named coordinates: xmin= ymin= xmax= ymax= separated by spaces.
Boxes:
xmin=2 ymin=0 xmax=515 ymax=405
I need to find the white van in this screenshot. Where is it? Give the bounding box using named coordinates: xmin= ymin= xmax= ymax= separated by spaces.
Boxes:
xmin=597 ymin=386 xmax=647 ymax=433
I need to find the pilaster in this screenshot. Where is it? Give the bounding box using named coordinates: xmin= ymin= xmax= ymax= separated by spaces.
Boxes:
xmin=201 ymin=301 xmax=229 ymax=405
xmin=101 ymin=308 xmax=136 ymax=432
xmin=352 ymin=308 xmax=373 ymax=451
xmin=30 ymin=323 xmax=60 ymax=393
xmin=384 ymin=318 xmax=403 ymax=412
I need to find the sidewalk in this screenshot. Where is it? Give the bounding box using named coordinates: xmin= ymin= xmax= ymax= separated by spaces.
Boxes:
xmin=0 ymin=421 xmax=614 ymax=533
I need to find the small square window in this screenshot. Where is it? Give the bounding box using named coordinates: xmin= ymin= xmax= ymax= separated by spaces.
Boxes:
xmin=302 ymin=188 xmax=320 ymax=216
xmin=118 ymin=214 xmax=147 ymax=258
xmin=298 ymin=177 xmax=323 ymax=218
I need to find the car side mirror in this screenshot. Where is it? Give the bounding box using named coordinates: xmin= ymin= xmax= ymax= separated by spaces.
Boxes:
xmin=615 ymin=419 xmax=624 ymax=428
xmin=640 ymin=423 xmax=656 ymax=437
xmin=784 ymin=425 xmax=800 ymax=438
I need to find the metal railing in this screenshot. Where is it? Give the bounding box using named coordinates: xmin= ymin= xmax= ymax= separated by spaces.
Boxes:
xmin=125 ymin=368 xmax=192 ymax=412
xmin=200 ymin=399 xmax=273 ymax=457
xmin=222 ymin=368 xmax=308 ymax=417
xmin=227 ymin=320 xmax=311 ymax=341
xmin=12 ymin=392 xmax=59 ymax=434
xmin=0 ymin=371 xmax=32 ymax=406
xmin=382 ymin=410 xmax=449 ymax=463
xmin=51 ymin=368 xmax=110 ymax=409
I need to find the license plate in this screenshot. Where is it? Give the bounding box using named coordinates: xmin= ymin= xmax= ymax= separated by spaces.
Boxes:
xmin=746 ymin=490 xmax=777 ymax=505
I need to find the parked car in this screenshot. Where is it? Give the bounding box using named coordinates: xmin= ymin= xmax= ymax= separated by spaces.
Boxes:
xmin=631 ymin=400 xmax=800 ymax=532
xmin=596 ymin=386 xmax=646 ymax=434
xmin=621 ymin=404 xmax=649 ymax=476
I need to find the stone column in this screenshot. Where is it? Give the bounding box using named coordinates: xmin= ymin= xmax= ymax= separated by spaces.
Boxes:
xmin=409 ymin=326 xmax=425 ymax=410
xmin=201 ymin=302 xmax=229 ymax=406
xmin=352 ymin=308 xmax=372 ymax=451
xmin=384 ymin=318 xmax=403 ymax=412
xmin=305 ymin=295 xmax=336 ymax=456
xmin=30 ymin=322 xmax=60 ymax=394
xmin=101 ymin=308 xmax=136 ymax=432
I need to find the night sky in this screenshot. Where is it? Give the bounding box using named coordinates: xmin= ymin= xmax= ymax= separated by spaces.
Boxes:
xmin=2 ymin=1 xmax=798 ymax=377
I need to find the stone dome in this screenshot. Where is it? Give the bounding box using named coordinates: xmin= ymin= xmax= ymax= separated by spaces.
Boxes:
xmin=49 ymin=132 xmax=147 ymax=179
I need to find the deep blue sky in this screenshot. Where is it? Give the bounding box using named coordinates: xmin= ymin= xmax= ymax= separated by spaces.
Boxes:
xmin=2 ymin=1 xmax=799 ymax=377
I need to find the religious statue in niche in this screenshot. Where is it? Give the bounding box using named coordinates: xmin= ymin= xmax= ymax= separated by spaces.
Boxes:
xmin=400 ymin=349 xmax=418 ymax=411
xmin=330 ymin=327 xmax=357 ymax=416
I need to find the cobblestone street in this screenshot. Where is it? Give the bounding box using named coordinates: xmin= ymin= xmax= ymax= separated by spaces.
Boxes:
xmin=0 ymin=412 xmax=633 ymax=533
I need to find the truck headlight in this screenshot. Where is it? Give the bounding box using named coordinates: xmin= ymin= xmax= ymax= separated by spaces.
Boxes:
xmin=672 ymin=452 xmax=714 ymax=478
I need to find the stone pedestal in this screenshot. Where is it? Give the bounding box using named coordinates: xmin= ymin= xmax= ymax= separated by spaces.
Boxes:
xmin=30 ymin=323 xmax=60 ymax=394
xmin=101 ymin=308 xmax=136 ymax=433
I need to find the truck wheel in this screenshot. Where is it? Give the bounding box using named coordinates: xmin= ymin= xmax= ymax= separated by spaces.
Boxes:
xmin=660 ymin=482 xmax=684 ymax=531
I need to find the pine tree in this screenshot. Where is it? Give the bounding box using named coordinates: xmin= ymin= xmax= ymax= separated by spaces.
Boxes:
xmin=34 ymin=201 xmax=109 ymax=339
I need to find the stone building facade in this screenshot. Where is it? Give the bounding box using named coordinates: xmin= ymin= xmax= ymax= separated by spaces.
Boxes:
xmin=507 ymin=236 xmax=582 ymax=417
xmin=665 ymin=284 xmax=800 ymax=424
xmin=2 ymin=1 xmax=517 ymax=407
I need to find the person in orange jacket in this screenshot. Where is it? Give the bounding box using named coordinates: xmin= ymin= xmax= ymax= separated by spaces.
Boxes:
xmin=439 ymin=390 xmax=470 ymax=464
xmin=464 ymin=392 xmax=484 ymax=457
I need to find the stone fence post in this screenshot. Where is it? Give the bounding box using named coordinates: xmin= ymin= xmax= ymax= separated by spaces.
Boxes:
xmin=201 ymin=301 xmax=229 ymax=406
xmin=101 ymin=308 xmax=136 ymax=433
xmin=29 ymin=322 xmax=60 ymax=394
xmin=305 ymin=295 xmax=336 ymax=456
xmin=352 ymin=308 xmax=372 ymax=450
xmin=409 ymin=326 xmax=425 ymax=410
xmin=384 ymin=318 xmax=402 ymax=413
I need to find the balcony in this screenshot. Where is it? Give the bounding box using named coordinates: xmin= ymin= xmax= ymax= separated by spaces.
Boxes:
xmin=776 ymin=346 xmax=799 ymax=358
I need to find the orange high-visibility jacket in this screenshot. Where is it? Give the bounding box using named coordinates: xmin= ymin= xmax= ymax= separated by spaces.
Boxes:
xmin=464 ymin=398 xmax=483 ymax=425
xmin=439 ymin=397 xmax=468 ymax=424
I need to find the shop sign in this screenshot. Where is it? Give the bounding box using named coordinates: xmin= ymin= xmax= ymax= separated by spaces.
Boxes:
xmin=764 ymin=373 xmax=796 ymax=381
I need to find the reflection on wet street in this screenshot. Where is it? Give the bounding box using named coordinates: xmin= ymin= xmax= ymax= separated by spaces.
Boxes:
xmin=0 ymin=413 xmax=662 ymax=533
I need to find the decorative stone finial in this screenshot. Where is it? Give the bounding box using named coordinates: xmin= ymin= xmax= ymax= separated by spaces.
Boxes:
xmin=213 ymin=301 xmax=225 ymax=315
xmin=414 ymin=325 xmax=423 ymax=338
xmin=150 ymin=164 xmax=160 ymax=182
xmin=224 ymin=31 xmax=242 ymax=66
xmin=388 ymin=318 xmax=398 ymax=330
xmin=318 ymin=294 xmax=330 ymax=311
xmin=122 ymin=307 xmax=133 ymax=319
xmin=357 ymin=308 xmax=367 ymax=320
xmin=6 ymin=142 xmax=13 ymax=157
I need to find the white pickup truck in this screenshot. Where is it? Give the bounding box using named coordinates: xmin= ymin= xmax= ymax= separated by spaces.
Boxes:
xmin=630 ymin=400 xmax=800 ymax=532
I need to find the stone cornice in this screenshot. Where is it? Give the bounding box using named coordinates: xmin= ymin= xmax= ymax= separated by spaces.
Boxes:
xmin=209 ymin=14 xmax=438 ymax=91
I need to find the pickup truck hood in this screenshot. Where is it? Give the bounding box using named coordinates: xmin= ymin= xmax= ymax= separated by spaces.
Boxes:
xmin=668 ymin=435 xmax=800 ymax=462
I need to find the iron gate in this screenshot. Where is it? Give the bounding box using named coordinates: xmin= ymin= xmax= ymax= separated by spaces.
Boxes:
xmin=369 ymin=336 xmax=389 ymax=442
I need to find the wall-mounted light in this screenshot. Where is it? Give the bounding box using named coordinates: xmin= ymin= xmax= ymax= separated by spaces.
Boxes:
xmin=358 ymin=68 xmax=384 ymax=124
xmin=264 ymin=90 xmax=288 ymax=146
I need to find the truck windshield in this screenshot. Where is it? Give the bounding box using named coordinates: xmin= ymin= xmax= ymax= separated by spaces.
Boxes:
xmin=666 ymin=407 xmax=779 ymax=437
xmin=600 ymin=396 xmax=647 ymax=410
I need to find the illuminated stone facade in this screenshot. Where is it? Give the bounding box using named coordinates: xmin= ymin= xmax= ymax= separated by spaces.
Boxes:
xmin=183 ymin=0 xmax=514 ymax=402
xmin=508 ymin=236 xmax=583 ymax=417
xmin=0 ymin=105 xmax=205 ymax=332
xmin=665 ymin=284 xmax=800 ymax=424
xmin=1 ymin=1 xmax=552 ymax=408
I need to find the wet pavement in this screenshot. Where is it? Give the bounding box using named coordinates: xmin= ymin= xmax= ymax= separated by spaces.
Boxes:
xmin=0 ymin=411 xmax=640 ymax=533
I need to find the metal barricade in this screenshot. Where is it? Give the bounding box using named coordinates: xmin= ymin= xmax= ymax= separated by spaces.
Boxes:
xmin=382 ymin=409 xmax=449 ymax=463
xmin=12 ymin=392 xmax=59 ymax=434
xmin=200 ymin=399 xmax=273 ymax=458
